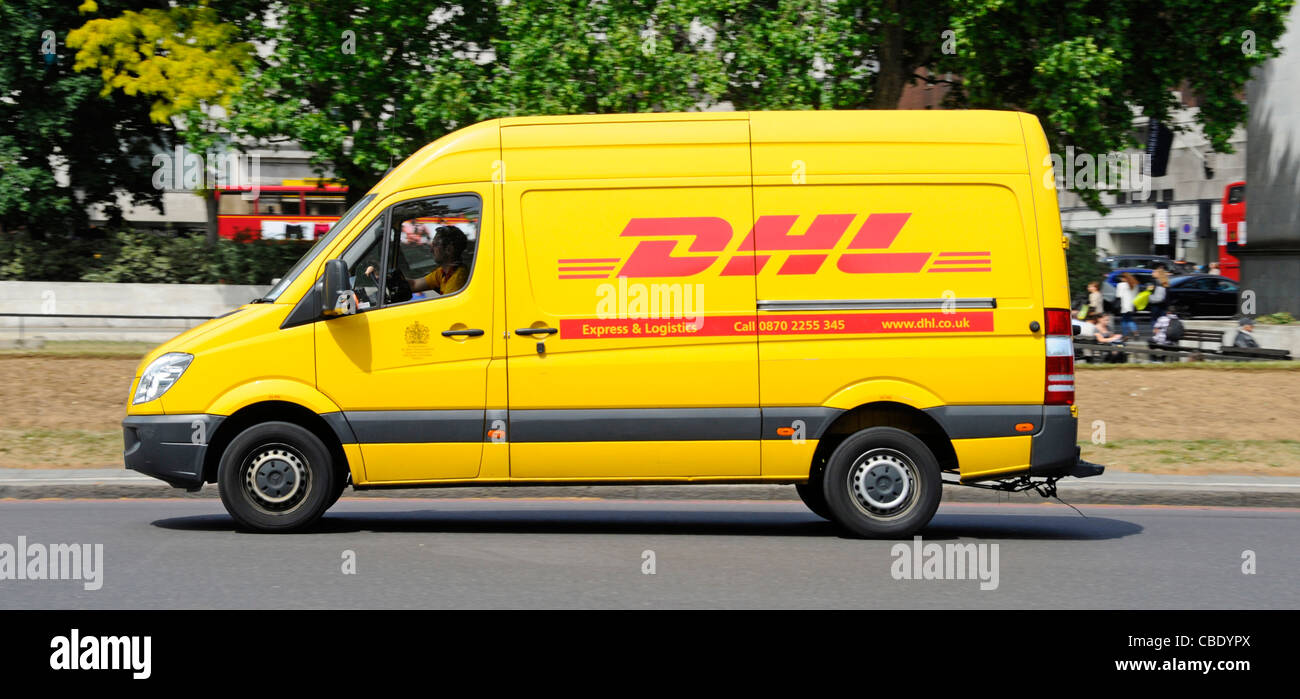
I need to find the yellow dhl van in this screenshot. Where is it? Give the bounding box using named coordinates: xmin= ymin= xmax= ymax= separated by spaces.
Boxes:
xmin=123 ymin=110 xmax=1103 ymax=536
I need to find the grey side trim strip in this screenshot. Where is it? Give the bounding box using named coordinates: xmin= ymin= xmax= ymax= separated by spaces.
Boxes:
xmin=758 ymin=298 xmax=996 ymax=312
xmin=344 ymin=410 xmax=485 ymax=443
xmin=760 ymin=407 xmax=844 ymax=440
xmin=925 ymin=405 xmax=1044 ymax=440
xmin=510 ymin=408 xmax=760 ymax=442
xmin=320 ymin=412 xmax=358 ymax=445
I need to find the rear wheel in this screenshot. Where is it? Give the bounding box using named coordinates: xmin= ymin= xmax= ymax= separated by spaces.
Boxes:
xmin=217 ymin=421 xmax=337 ymax=533
xmin=822 ymin=427 xmax=942 ymax=539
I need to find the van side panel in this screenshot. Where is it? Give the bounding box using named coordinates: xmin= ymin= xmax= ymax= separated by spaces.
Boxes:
xmin=748 ymin=111 xmax=1045 ymax=480
xmin=501 ymin=118 xmax=762 ymax=478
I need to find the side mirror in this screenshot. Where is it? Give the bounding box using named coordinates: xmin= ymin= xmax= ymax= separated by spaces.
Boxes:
xmin=320 ymin=259 xmax=357 ymax=318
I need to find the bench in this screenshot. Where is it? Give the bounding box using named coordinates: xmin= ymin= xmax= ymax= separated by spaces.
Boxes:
xmin=1176 ymin=329 xmax=1225 ymax=353
xmin=1073 ymin=337 xmax=1185 ymax=363
xmin=1218 ymin=346 xmax=1293 ymax=361
xmin=1075 ymin=332 xmax=1292 ymax=363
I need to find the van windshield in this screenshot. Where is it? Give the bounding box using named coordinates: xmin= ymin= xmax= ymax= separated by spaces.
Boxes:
xmin=259 ymin=193 xmax=376 ymax=302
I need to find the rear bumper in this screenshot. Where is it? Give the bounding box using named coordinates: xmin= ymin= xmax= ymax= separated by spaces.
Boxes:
xmin=122 ymin=414 xmax=224 ymax=490
xmin=1029 ymin=405 xmax=1103 ymax=479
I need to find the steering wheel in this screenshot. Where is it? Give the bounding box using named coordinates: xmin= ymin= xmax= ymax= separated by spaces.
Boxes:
xmin=382 ymin=244 xmax=413 ymax=304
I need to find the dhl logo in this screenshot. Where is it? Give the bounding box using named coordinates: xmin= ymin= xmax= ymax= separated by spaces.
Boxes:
xmin=557 ymin=214 xmax=992 ymax=279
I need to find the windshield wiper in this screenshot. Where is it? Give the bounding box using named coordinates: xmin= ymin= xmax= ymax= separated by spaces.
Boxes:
xmin=250 ymin=297 xmax=273 ymax=304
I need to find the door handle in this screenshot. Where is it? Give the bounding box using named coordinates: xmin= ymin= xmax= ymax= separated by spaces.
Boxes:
xmin=516 ymin=326 xmax=557 ymax=355
xmin=442 ymin=328 xmax=485 ymax=338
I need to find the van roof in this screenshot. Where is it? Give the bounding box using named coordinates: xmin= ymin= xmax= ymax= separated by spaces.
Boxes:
xmin=378 ymin=110 xmax=1036 ymax=193
xmin=498 ymin=109 xmax=1030 ymax=144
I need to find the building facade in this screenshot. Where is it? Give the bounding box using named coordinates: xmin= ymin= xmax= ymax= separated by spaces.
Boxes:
xmin=1055 ymin=107 xmax=1245 ymax=268
xmin=1245 ymin=2 xmax=1300 ymax=315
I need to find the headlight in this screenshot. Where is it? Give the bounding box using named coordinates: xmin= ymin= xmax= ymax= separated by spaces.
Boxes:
xmin=132 ymin=353 xmax=194 ymax=405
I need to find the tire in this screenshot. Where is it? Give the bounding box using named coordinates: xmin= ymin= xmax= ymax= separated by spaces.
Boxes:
xmin=217 ymin=421 xmax=337 ymax=533
xmin=795 ymin=466 xmax=832 ymax=520
xmin=327 ymin=477 xmax=348 ymax=509
xmin=821 ymin=427 xmax=942 ymax=539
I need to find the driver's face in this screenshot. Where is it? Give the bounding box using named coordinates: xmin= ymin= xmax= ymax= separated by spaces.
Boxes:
xmin=431 ymin=235 xmax=453 ymax=263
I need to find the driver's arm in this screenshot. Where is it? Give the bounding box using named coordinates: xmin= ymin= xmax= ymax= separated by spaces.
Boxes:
xmin=364 ymin=263 xmax=426 ymax=292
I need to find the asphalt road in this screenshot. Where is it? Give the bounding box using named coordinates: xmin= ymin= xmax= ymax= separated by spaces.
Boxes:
xmin=0 ymin=498 xmax=1295 ymax=609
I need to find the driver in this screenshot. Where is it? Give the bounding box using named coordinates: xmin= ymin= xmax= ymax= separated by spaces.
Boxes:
xmin=366 ymin=225 xmax=469 ymax=296
xmin=412 ymin=226 xmax=469 ymax=294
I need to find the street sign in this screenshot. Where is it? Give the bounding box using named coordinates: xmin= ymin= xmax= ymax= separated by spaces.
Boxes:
xmin=1154 ymin=209 xmax=1170 ymax=245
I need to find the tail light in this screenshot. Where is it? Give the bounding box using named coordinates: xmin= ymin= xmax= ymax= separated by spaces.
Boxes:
xmin=1044 ymin=308 xmax=1074 ymax=406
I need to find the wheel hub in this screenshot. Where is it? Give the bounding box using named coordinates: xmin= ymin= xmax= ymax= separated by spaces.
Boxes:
xmin=851 ymin=450 xmax=914 ymax=512
xmin=246 ymin=448 xmax=307 ymax=506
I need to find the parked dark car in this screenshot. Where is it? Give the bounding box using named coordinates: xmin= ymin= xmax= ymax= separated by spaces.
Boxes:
xmin=1166 ymin=274 xmax=1241 ymax=318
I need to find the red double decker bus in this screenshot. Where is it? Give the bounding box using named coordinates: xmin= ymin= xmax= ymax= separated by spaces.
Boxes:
xmin=1219 ymin=181 xmax=1245 ymax=281
xmin=215 ymin=180 xmax=348 ymax=241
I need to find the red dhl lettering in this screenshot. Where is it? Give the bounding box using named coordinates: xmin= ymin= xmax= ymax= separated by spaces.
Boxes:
xmin=559 ymin=214 xmax=991 ymax=279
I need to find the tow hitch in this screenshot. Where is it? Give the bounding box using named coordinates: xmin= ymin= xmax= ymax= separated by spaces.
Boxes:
xmin=944 ymin=458 xmax=1105 ymax=499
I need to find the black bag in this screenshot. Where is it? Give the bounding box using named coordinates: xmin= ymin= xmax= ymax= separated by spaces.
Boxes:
xmin=1165 ymin=317 xmax=1185 ymax=342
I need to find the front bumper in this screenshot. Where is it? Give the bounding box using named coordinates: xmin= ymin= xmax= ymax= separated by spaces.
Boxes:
xmin=123 ymin=414 xmax=225 ymax=490
xmin=1029 ymin=405 xmax=1104 ymax=479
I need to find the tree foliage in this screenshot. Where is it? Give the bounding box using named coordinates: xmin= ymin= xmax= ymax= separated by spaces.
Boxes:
xmin=0 ymin=0 xmax=172 ymax=236
xmin=8 ymin=0 xmax=1293 ymax=242
xmin=67 ymin=3 xmax=252 ymax=123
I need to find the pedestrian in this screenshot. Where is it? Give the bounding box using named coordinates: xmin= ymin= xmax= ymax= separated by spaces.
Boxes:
xmin=1116 ymin=272 xmax=1139 ymax=340
xmin=1208 ymin=261 xmax=1221 ymax=276
xmin=1094 ymin=313 xmax=1127 ymax=363
xmin=1078 ymin=312 xmax=1100 ymax=338
xmin=1234 ymin=317 xmax=1260 ymax=348
xmin=1148 ymin=304 xmax=1184 ymax=361
xmin=1147 ymin=267 xmax=1169 ymax=321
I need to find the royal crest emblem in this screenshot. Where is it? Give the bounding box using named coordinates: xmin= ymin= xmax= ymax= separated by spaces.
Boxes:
xmin=404 ymin=320 xmax=430 ymax=344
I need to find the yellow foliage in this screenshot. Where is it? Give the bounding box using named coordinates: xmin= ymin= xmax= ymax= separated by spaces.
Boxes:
xmin=66 ymin=7 xmax=252 ymax=123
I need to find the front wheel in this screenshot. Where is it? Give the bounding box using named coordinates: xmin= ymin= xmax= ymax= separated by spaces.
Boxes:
xmin=217 ymin=421 xmax=337 ymax=533
xmin=822 ymin=427 xmax=942 ymax=539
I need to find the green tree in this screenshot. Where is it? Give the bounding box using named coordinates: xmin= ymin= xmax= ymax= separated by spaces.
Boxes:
xmin=51 ymin=0 xmax=1294 ymax=225
xmin=485 ymin=0 xmax=728 ymax=114
xmin=938 ymin=0 xmax=1293 ymax=208
xmin=0 ymin=0 xmax=172 ymax=238
xmin=68 ymin=1 xmax=254 ymax=243
xmin=1066 ymin=235 xmax=1110 ymax=304
xmin=229 ymin=1 xmax=500 ymax=205
xmin=709 ymin=1 xmax=1292 ymax=210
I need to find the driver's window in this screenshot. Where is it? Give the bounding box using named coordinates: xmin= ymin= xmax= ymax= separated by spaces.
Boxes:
xmin=384 ymin=193 xmax=482 ymax=305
